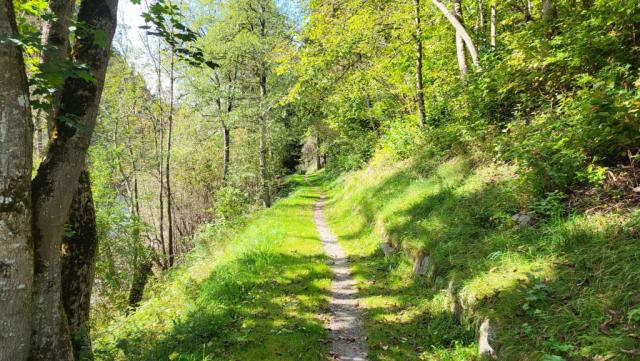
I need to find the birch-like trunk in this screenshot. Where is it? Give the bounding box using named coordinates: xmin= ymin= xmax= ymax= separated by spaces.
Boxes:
xmin=430 ymin=0 xmax=481 ymax=71
xmin=490 ymin=1 xmax=497 ymax=50
xmin=0 ymin=1 xmax=34 ymax=359
xmin=453 ymin=0 xmax=468 ymax=77
xmin=166 ymin=48 xmax=175 ymax=268
xmin=30 ymin=0 xmax=119 ymax=358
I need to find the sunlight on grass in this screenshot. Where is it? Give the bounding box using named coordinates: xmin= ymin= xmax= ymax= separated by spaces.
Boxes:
xmin=94 ymin=175 xmax=332 ymax=361
xmin=324 ymin=153 xmax=640 ymax=360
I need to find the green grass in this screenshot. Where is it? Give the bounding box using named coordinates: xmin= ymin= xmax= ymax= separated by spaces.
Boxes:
xmin=93 ymin=151 xmax=640 ymax=361
xmin=323 ymin=151 xmax=640 ymax=361
xmin=94 ymin=174 xmax=332 ymax=361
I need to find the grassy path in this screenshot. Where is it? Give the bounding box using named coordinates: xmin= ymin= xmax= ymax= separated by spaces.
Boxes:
xmin=95 ymin=175 xmax=334 ymax=360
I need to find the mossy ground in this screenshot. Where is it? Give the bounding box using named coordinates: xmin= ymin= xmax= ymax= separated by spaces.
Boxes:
xmin=94 ymin=175 xmax=332 ymax=361
xmin=324 ymin=151 xmax=640 ymax=361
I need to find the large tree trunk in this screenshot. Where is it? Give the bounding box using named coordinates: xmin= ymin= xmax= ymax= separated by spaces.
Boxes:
xmin=490 ymin=1 xmax=497 ymax=50
xmin=29 ymin=0 xmax=119 ymax=359
xmin=0 ymin=1 xmax=34 ymax=359
xmin=413 ymin=0 xmax=427 ymax=127
xmin=61 ymin=170 xmax=98 ymax=361
xmin=453 ymin=0 xmax=468 ymax=77
xmin=430 ymin=0 xmax=481 ymax=71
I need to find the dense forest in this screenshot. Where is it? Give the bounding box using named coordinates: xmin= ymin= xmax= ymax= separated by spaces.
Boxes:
xmin=1 ymin=0 xmax=639 ymax=360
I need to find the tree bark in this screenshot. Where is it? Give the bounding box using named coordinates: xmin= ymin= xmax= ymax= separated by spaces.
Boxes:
xmin=542 ymin=0 xmax=556 ymax=22
xmin=453 ymin=0 xmax=468 ymax=77
xmin=430 ymin=0 xmax=481 ymax=71
xmin=61 ymin=170 xmax=97 ymax=361
xmin=127 ymin=260 xmax=152 ymax=313
xmin=413 ymin=0 xmax=427 ymax=127
xmin=29 ymin=0 xmax=119 ymax=359
xmin=0 ymin=1 xmax=34 ymax=359
xmin=490 ymin=0 xmax=497 ymax=50
xmin=40 ymin=0 xmax=75 ymax=135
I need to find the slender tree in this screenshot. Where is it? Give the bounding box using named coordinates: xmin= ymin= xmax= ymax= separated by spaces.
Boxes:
xmin=413 ymin=0 xmax=427 ymax=127
xmin=453 ymin=0 xmax=468 ymax=77
xmin=490 ymin=0 xmax=497 ymax=50
xmin=430 ymin=0 xmax=481 ymax=71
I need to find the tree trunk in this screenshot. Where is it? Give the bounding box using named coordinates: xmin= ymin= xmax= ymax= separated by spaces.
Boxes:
xmin=430 ymin=0 xmax=481 ymax=71
xmin=413 ymin=0 xmax=427 ymax=127
xmin=61 ymin=170 xmax=98 ymax=361
xmin=524 ymin=1 xmax=533 ymax=22
xmin=258 ymin=67 xmax=271 ymax=208
xmin=166 ymin=49 xmax=175 ymax=268
xmin=40 ymin=0 xmax=75 ymax=135
xmin=453 ymin=0 xmax=468 ymax=77
xmin=475 ymin=0 xmax=484 ymax=33
xmin=490 ymin=1 xmax=497 ymax=50
xmin=315 ymin=132 xmax=322 ymax=170
xmin=127 ymin=260 xmax=152 ymax=313
xmin=29 ymin=0 xmax=119 ymax=359
xmin=259 ymin=113 xmax=270 ymax=208
xmin=542 ymin=0 xmax=556 ymax=22
xmin=222 ymin=124 xmax=230 ymax=182
xmin=0 ymin=1 xmax=34 ymax=359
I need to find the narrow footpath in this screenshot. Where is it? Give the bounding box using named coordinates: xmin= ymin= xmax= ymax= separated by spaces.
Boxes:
xmin=313 ymin=194 xmax=368 ymax=361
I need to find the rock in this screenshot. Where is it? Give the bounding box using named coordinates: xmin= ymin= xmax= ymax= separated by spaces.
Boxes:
xmin=478 ymin=318 xmax=497 ymax=359
xmin=446 ymin=280 xmax=463 ymax=322
xmin=413 ymin=255 xmax=430 ymax=276
xmin=511 ymin=212 xmax=533 ymax=227
xmin=379 ymin=242 xmax=394 ymax=257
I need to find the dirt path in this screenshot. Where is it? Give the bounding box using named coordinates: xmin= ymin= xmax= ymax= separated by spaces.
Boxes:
xmin=313 ymin=194 xmax=368 ymax=361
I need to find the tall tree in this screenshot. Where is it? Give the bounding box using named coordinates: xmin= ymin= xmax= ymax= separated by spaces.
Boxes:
xmin=29 ymin=0 xmax=119 ymax=358
xmin=0 ymin=0 xmax=34 ymax=359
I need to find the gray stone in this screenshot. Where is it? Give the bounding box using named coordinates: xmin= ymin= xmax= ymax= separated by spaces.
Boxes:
xmin=379 ymin=242 xmax=394 ymax=257
xmin=511 ymin=212 xmax=533 ymax=227
xmin=478 ymin=318 xmax=497 ymax=359
xmin=413 ymin=255 xmax=430 ymax=275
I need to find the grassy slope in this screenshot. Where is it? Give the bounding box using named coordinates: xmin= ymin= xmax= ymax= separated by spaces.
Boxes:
xmin=94 ymin=175 xmax=332 ymax=361
xmin=324 ymin=151 xmax=640 ymax=361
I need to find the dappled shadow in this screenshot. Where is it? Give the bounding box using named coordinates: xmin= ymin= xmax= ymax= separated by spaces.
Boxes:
xmin=327 ymin=158 xmax=640 ymax=359
xmin=106 ymin=251 xmax=332 ymax=361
